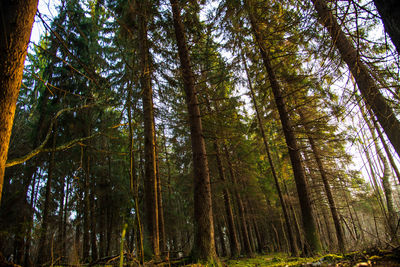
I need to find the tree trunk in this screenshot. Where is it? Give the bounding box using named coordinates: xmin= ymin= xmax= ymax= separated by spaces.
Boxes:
xmin=224 ymin=145 xmax=253 ymax=256
xmin=311 ymin=0 xmax=400 ymax=159
xmin=373 ymin=0 xmax=400 ymax=54
xmin=213 ymin=141 xmax=240 ymax=257
xmin=138 ymin=0 xmax=160 ymax=257
xmin=0 ymin=0 xmax=38 ymax=203
xmin=369 ymin=110 xmax=400 ymax=184
xmin=298 ymin=110 xmax=345 ymax=252
xmin=361 ymin=105 xmax=398 ymax=242
xmin=170 ymin=0 xmax=217 ymax=261
xmin=37 ymin=128 xmax=58 ymax=265
xmin=246 ymin=3 xmax=321 ymax=254
xmin=243 ymin=53 xmax=299 ymax=256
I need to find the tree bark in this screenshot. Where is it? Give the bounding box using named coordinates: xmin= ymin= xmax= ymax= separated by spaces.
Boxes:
xmin=311 ymin=0 xmax=400 ymax=159
xmin=0 ymin=0 xmax=38 ymax=203
xmin=246 ymin=3 xmax=321 ymax=254
xmin=170 ymin=0 xmax=217 ymax=261
xmin=373 ymin=0 xmax=400 ymax=55
xmin=138 ymin=0 xmax=160 ymax=257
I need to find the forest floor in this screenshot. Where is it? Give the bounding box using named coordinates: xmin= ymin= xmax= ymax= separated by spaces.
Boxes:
xmin=2 ymin=247 xmax=400 ymax=266
xmin=184 ymin=247 xmax=400 ymax=267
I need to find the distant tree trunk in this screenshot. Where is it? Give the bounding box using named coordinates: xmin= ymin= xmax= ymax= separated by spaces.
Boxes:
xmin=361 ymin=105 xmax=398 ymax=242
xmin=246 ymin=2 xmax=321 ymax=254
xmin=90 ymin=181 xmax=98 ymax=261
xmin=82 ymin=115 xmax=92 ymax=262
xmin=170 ymin=0 xmax=217 ymax=261
xmin=37 ymin=128 xmax=58 ymax=265
xmin=311 ymin=0 xmax=400 ymax=159
xmin=243 ymin=53 xmax=299 ymax=256
xmin=369 ymin=110 xmax=400 ymax=184
xmin=127 ymin=79 xmax=144 ymax=262
xmin=213 ymin=141 xmax=240 ymax=257
xmin=373 ymin=0 xmax=400 ymax=54
xmin=138 ymin=0 xmax=160 ymax=257
xmin=0 ymin=0 xmax=38 ymax=203
xmin=57 ymin=176 xmax=65 ymax=260
xmin=156 ymin=146 xmax=166 ymax=255
xmin=298 ymin=110 xmax=345 ymax=252
xmin=223 ymin=145 xmax=253 ymax=256
xmin=63 ymin=178 xmax=70 ymax=259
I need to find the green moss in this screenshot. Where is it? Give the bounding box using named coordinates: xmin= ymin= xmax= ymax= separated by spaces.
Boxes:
xmin=321 ymin=253 xmax=343 ymax=262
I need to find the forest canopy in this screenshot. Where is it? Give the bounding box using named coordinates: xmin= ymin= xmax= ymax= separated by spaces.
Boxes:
xmin=0 ymin=0 xmax=399 ymax=266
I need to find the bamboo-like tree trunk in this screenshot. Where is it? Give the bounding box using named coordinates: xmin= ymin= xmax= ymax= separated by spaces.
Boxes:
xmin=246 ymin=2 xmax=321 ymax=254
xmin=170 ymin=0 xmax=217 ymax=261
xmin=311 ymin=0 xmax=400 ymax=158
xmin=0 ymin=0 xmax=38 ymax=203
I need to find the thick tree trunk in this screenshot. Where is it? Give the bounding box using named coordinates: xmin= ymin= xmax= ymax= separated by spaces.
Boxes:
xmin=246 ymin=4 xmax=321 ymax=254
xmin=138 ymin=0 xmax=160 ymax=257
xmin=373 ymin=0 xmax=400 ymax=54
xmin=311 ymin=0 xmax=400 ymax=159
xmin=0 ymin=0 xmax=38 ymax=203
xmin=170 ymin=0 xmax=217 ymax=261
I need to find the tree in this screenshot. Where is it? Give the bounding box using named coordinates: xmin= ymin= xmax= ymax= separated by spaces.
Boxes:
xmin=373 ymin=0 xmax=400 ymax=54
xmin=138 ymin=0 xmax=160 ymax=257
xmin=311 ymin=0 xmax=400 ymax=159
xmin=0 ymin=0 xmax=39 ymax=204
xmin=170 ymin=0 xmax=217 ymax=261
xmin=245 ymin=0 xmax=322 ymax=254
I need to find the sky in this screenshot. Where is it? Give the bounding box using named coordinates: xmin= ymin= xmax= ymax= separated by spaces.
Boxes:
xmin=30 ymin=0 xmax=60 ymax=45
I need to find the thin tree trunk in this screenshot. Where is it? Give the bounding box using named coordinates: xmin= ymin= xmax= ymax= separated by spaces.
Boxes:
xmin=311 ymin=0 xmax=400 ymax=158
xmin=213 ymin=140 xmax=240 ymax=257
xmin=57 ymin=176 xmax=65 ymax=261
xmin=170 ymin=0 xmax=217 ymax=261
xmin=0 ymin=0 xmax=38 ymax=203
xmin=369 ymin=110 xmax=400 ymax=184
xmin=243 ymin=53 xmax=299 ymax=256
xmin=299 ymin=110 xmax=345 ymax=252
xmin=224 ymin=145 xmax=253 ymax=256
xmin=37 ymin=128 xmax=58 ymax=265
xmin=246 ymin=2 xmax=321 ymax=254
xmin=361 ymin=105 xmax=398 ymax=242
xmin=127 ymin=81 xmax=144 ymax=263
